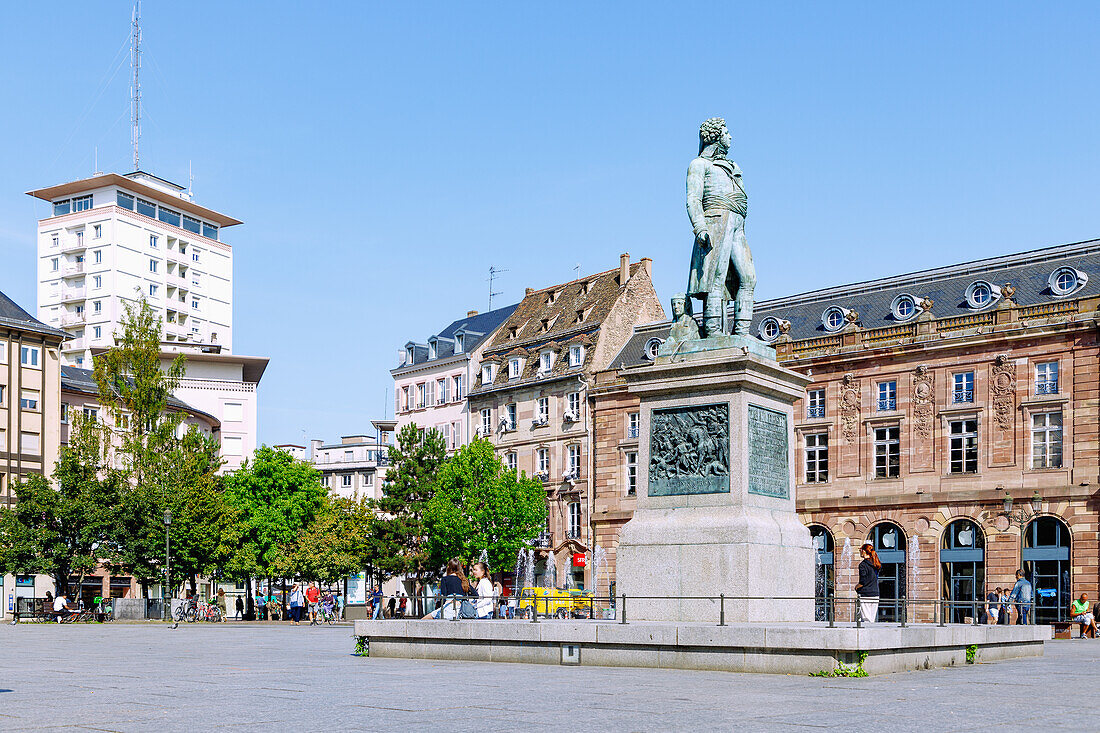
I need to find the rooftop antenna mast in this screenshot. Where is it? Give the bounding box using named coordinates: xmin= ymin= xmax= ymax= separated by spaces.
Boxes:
xmin=130 ymin=0 xmax=142 ymax=172
xmin=488 ymin=265 xmax=507 ymax=310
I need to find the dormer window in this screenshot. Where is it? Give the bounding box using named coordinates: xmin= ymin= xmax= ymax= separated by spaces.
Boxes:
xmin=539 ymin=351 xmax=554 ymax=373
xmin=546 ymin=290 xmax=561 ymax=305
xmin=428 ymin=339 xmax=437 ymax=360
xmin=540 ymin=318 xmax=551 ymax=333
xmin=890 ymin=294 xmax=919 ymax=322
xmin=569 ymin=344 xmax=585 ymax=367
xmin=405 ymin=347 xmax=414 ymax=364
xmin=821 ymin=306 xmax=850 ymax=333
xmin=1049 ymin=266 xmax=1088 ymax=297
xmin=644 ymin=337 xmax=664 ymax=360
xmin=509 ymin=358 xmax=523 ymax=379
xmin=759 ymin=317 xmax=782 ymax=342
xmin=481 ymin=364 xmax=496 ymax=384
xmin=581 ymin=280 xmax=592 ymax=295
xmin=454 ymin=334 xmax=464 ymax=354
xmin=508 ymin=326 xmax=519 ymax=340
xmin=965 ymin=280 xmax=1001 ymax=310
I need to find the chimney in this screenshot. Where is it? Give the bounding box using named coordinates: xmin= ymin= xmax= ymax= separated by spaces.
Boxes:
xmin=310 ymin=439 xmax=323 ymax=460
xmin=639 ymin=257 xmax=652 ymax=277
xmin=619 ymin=253 xmax=630 ymax=285
xmin=467 ymin=309 xmax=478 ymax=317
xmin=525 ymin=287 xmax=535 ymax=296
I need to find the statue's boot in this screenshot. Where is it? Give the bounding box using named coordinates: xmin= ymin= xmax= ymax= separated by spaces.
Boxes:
xmin=703 ymin=302 xmax=723 ymax=338
xmin=732 ymin=290 xmax=754 ymax=335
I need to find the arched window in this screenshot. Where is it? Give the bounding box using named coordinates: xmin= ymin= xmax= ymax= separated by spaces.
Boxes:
xmin=941 ymin=519 xmax=985 ymax=623
xmin=1024 ymin=516 xmax=1071 ymax=624
xmin=809 ymin=525 xmax=834 ymax=622
xmin=868 ymin=522 xmax=907 ymax=622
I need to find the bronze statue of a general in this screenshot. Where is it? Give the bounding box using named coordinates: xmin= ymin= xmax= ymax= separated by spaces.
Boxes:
xmin=686 ymin=117 xmax=755 ymax=338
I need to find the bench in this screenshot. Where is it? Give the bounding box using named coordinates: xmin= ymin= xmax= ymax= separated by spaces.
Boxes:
xmin=1052 ymin=620 xmax=1088 ymax=639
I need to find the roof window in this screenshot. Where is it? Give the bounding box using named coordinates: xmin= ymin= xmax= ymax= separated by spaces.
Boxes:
xmin=965 ymin=280 xmax=1001 ymax=310
xmin=644 ymin=337 xmax=664 ymax=360
xmin=759 ymin=317 xmax=782 ymax=342
xmin=1049 ymin=266 xmax=1087 ymax=297
xmin=890 ymin=294 xmax=919 ymax=322
xmin=821 ymin=306 xmax=853 ymax=333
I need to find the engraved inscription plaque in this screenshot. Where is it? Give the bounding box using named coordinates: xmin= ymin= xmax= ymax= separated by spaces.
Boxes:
xmin=648 ymin=403 xmax=729 ymax=496
xmin=747 ymin=404 xmax=789 ymax=499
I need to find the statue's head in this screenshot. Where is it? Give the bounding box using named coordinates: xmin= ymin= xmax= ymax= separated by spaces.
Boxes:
xmin=671 ymin=293 xmax=687 ymax=319
xmin=699 ymin=117 xmax=731 ymax=155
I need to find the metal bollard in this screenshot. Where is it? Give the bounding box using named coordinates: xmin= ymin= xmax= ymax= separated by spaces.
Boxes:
xmin=719 ymin=594 xmax=725 ymax=627
xmin=530 ymin=595 xmax=538 ymax=623
xmin=938 ymin=601 xmax=946 ymax=627
xmin=971 ymin=601 xmax=978 ymax=626
xmin=855 ymin=598 xmax=862 ymax=629
xmin=620 ymin=594 xmax=628 ymax=625
xmin=828 ymin=596 xmax=835 ymax=628
xmin=899 ymin=599 xmax=907 ymax=628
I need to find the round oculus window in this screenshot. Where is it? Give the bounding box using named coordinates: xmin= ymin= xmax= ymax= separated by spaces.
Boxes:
xmin=822 ymin=307 xmax=846 ymax=332
xmin=964 ymin=280 xmax=999 ymax=310
xmin=643 ymin=337 xmax=664 ymax=361
xmin=759 ymin=317 xmax=781 ymax=342
xmin=890 ymin=294 xmax=918 ymax=322
xmin=1048 ymin=266 xmax=1087 ymax=296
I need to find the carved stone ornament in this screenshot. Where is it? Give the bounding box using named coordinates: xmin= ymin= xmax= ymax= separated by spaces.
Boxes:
xmin=990 ymin=353 xmax=1016 ymax=431
xmin=918 ymin=297 xmax=934 ymax=312
xmin=778 ymin=319 xmax=792 ymax=334
xmin=844 ymin=309 xmax=860 ymax=324
xmin=839 ymin=373 xmax=861 ymax=443
xmin=649 ymin=403 xmax=730 ymax=496
xmin=912 ymin=364 xmax=935 ymax=439
xmin=1001 ymin=282 xmax=1017 ymax=302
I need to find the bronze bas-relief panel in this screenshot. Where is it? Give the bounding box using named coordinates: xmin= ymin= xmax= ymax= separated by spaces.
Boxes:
xmin=648 ymin=403 xmax=730 ymax=496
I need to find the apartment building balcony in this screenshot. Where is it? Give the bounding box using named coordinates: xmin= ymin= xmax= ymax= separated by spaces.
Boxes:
xmin=62 ymin=337 xmax=86 ymax=351
xmin=60 ymin=313 xmax=85 ymax=327
xmin=62 ymin=262 xmax=85 ymax=276
xmin=60 ymin=287 xmax=86 ymax=303
xmin=61 ymin=239 xmax=87 ymax=254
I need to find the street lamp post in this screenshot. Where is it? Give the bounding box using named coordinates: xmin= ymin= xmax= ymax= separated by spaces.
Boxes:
xmin=1001 ymin=489 xmax=1042 ymax=623
xmin=164 ymin=509 xmax=172 ymax=622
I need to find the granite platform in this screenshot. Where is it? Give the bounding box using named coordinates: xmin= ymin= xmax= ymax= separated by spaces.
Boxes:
xmin=352 ymin=619 xmax=1048 ymax=676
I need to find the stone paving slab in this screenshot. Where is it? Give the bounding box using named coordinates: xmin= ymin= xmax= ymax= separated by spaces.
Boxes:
xmin=0 ymin=624 xmax=1095 ymax=731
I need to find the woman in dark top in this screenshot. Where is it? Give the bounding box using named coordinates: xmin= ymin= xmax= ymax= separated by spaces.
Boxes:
xmin=424 ymin=559 xmax=466 ymax=619
xmin=855 ymin=543 xmax=881 ymax=623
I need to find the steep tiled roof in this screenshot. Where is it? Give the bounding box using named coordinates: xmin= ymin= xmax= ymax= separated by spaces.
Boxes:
xmin=395 ymin=303 xmax=519 ymax=371
xmin=750 ymin=238 xmax=1100 ymax=341
xmin=0 ymin=289 xmax=69 ymax=340
xmin=611 ymin=238 xmax=1100 ymax=368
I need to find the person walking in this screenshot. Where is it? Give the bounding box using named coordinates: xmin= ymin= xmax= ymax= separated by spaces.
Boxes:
xmin=1008 ymin=569 xmax=1033 ymax=624
xmin=986 ymin=587 xmax=1001 ymax=625
xmin=305 ymin=582 xmax=321 ymax=625
xmin=371 ymin=585 xmax=384 ymax=620
xmin=855 ymin=543 xmax=881 ymax=624
xmin=216 ymin=589 xmax=227 ymax=621
xmin=235 ymin=595 xmax=244 ymax=621
xmin=288 ymin=583 xmax=305 ymax=625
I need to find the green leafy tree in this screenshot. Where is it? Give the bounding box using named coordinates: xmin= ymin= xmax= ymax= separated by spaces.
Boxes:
xmin=374 ymin=424 xmax=446 ymax=603
xmin=289 ymin=494 xmax=380 ymax=583
xmin=224 ymin=446 xmax=326 ymax=612
xmin=0 ymin=414 xmax=124 ymax=597
xmin=424 ymin=438 xmax=547 ymax=576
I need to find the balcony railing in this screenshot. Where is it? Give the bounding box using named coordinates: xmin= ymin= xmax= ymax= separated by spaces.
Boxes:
xmin=1036 ymin=380 xmax=1059 ymax=395
xmin=806 ymin=406 xmax=825 ymax=419
xmin=877 ymin=398 xmax=897 ymax=412
xmin=60 ymin=288 xmax=86 ymax=303
xmin=566 ymin=529 xmax=582 ymax=540
xmin=62 ymin=262 xmax=85 ymax=276
xmin=60 ymin=313 xmax=84 ymax=327
xmin=531 ymin=532 xmax=552 ymax=549
xmin=952 ymin=390 xmax=974 ymax=403
xmin=626 ymin=425 xmax=640 ymax=439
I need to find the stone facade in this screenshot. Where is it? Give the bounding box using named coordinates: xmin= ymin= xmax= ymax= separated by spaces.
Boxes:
xmin=468 ymin=254 xmax=665 ymax=588
xmin=595 ymin=241 xmax=1100 ymax=623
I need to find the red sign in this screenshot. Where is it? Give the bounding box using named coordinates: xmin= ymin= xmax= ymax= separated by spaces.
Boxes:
xmin=572 ymin=553 xmax=586 ymax=567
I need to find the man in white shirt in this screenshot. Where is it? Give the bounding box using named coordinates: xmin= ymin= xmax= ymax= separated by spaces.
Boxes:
xmin=53 ymin=593 xmax=71 ymax=622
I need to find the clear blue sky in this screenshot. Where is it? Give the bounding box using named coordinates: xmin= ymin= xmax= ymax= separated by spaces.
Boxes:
xmin=1 ymin=2 xmax=1098 ymax=446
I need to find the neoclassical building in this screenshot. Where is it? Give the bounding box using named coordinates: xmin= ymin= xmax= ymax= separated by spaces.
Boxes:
xmin=597 ymin=239 xmax=1100 ymax=623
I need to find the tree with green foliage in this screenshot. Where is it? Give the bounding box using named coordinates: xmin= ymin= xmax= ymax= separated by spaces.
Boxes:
xmin=374 ymin=423 xmax=446 ymax=609
xmin=224 ymin=445 xmax=326 ymax=615
xmin=0 ymin=413 xmax=124 ymax=598
xmin=424 ymin=437 xmax=547 ymax=576
xmin=289 ymin=494 xmax=380 ymax=584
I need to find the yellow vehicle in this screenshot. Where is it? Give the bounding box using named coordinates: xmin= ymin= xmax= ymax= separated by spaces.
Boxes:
xmin=516 ymin=587 xmax=593 ymax=619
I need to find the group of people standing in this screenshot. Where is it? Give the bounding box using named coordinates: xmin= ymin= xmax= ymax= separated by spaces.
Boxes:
xmin=423 ymin=559 xmax=497 ymax=620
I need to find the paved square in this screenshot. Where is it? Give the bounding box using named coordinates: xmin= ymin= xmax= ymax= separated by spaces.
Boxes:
xmin=0 ymin=623 xmax=1095 ymax=731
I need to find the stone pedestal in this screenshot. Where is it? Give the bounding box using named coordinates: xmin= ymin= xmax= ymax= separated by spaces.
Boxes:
xmin=615 ymin=345 xmax=815 ymax=622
